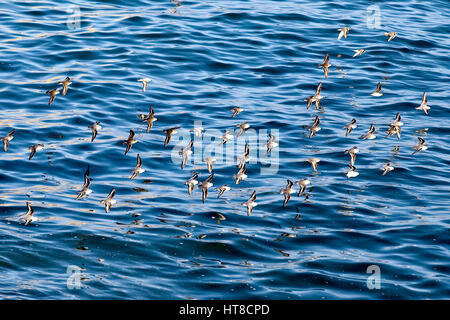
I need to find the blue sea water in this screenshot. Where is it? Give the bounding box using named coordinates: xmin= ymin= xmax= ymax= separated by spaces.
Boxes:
xmin=0 ymin=0 xmax=449 ymax=299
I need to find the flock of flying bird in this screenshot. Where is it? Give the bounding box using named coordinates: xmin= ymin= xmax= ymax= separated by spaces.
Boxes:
xmin=3 ymin=27 xmax=432 ymax=225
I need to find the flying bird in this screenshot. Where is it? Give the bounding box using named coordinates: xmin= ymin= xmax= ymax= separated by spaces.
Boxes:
xmin=344 ymin=118 xmax=357 ymax=136
xmin=412 ymin=137 xmax=428 ymax=154
xmin=233 ymin=163 xmax=248 ymax=185
xmin=163 ymin=127 xmax=180 ymax=147
xmin=1 ymin=129 xmax=15 ymax=152
xmin=220 ymin=130 xmax=234 ymax=145
xmin=416 ymin=92 xmax=430 ymax=115
xmin=344 ymin=147 xmax=359 ymax=166
xmin=380 ymin=163 xmax=394 ymax=175
xmin=295 ymin=179 xmax=310 ymax=197
xmin=123 ymin=130 xmax=138 ymax=154
xmin=230 ymin=107 xmax=244 ymax=118
xmin=140 ymin=107 xmax=157 ymax=133
xmin=28 ymin=143 xmax=44 ymax=160
xmin=57 ymin=77 xmax=72 ymax=96
xmin=352 ymin=49 xmax=366 ymax=57
xmin=307 ymin=158 xmax=320 ymax=172
xmin=308 ymin=115 xmax=321 ymax=138
xmin=236 ymin=122 xmax=250 ymax=137
xmin=88 ymin=121 xmax=102 ymax=142
xmin=101 ymin=188 xmax=116 ymax=213
xmin=198 ymin=174 xmax=214 ymax=203
xmin=23 ymin=201 xmax=35 ymax=226
xmin=318 ymin=53 xmax=331 ymax=78
xmin=215 ymin=185 xmax=231 ymax=199
xmin=75 ymin=166 xmax=92 ymax=200
xmin=361 ymin=123 xmax=376 ymax=140
xmin=370 ymin=82 xmax=383 ymax=97
xmin=236 ymin=143 xmax=250 ymax=169
xmin=265 ymin=134 xmax=278 ymax=155
xmin=280 ymin=179 xmax=295 ymax=208
xmin=385 ymin=124 xmax=401 ymax=140
xmin=185 ymin=172 xmax=199 ymax=196
xmin=137 ymin=78 xmax=151 ymax=92
xmin=130 ymin=154 xmax=145 ymax=180
xmin=46 ymin=88 xmax=60 ymax=105
xmin=190 ymin=127 xmax=204 ymax=138
xmin=384 ymin=31 xmax=397 ymax=41
xmin=338 ymin=27 xmax=350 ymax=40
xmin=241 ymin=191 xmax=257 ymax=216
xmin=179 ymin=140 xmax=194 ymax=169
xmin=204 ymin=157 xmax=216 ymax=173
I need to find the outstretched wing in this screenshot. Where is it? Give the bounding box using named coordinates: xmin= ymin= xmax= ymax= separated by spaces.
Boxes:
xmin=249 ymin=190 xmax=256 ymax=202
xmin=107 ymin=188 xmax=116 ymax=200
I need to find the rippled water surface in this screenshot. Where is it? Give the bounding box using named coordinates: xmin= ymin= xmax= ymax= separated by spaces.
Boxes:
xmin=0 ymin=0 xmax=449 ymax=299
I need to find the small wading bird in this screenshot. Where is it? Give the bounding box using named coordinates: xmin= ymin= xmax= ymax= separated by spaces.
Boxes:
xmin=416 ymin=92 xmax=430 ymax=115
xmin=338 ymin=27 xmax=350 ymax=40
xmin=391 ymin=112 xmax=404 ymax=127
xmin=295 ymin=178 xmax=310 ymax=197
xmin=1 ymin=129 xmax=15 ymax=152
xmin=140 ymin=107 xmax=157 ymax=133
xmin=352 ymin=49 xmax=366 ymax=57
xmin=230 ymin=107 xmax=244 ymax=118
xmin=101 ymin=188 xmax=116 ymax=213
xmin=242 ymin=191 xmax=257 ymax=216
xmin=58 ymin=77 xmax=72 ymax=96
xmin=344 ymin=147 xmax=359 ymax=166
xmin=190 ymin=127 xmax=204 ymax=138
xmin=22 ymin=201 xmax=36 ymax=226
xmin=179 ymin=140 xmax=193 ymax=170
xmin=236 ymin=122 xmax=250 ymax=137
xmin=220 ymin=130 xmax=234 ymax=145
xmin=46 ymin=88 xmax=60 ymax=105
xmin=204 ymin=157 xmax=216 ymax=173
xmin=237 ymin=143 xmax=250 ymax=169
xmin=137 ymin=78 xmax=151 ymax=92
xmin=123 ymin=130 xmax=138 ymax=154
xmin=307 ymin=158 xmax=320 ymax=172
xmin=130 ymin=154 xmax=145 ymax=180
xmin=215 ymin=185 xmax=231 ymax=199
xmin=28 ymin=143 xmax=44 ymax=160
xmin=380 ymin=162 xmax=394 ymax=175
xmin=280 ymin=179 xmax=295 ymax=208
xmin=412 ymin=137 xmax=428 ymax=155
xmin=233 ymin=163 xmax=248 ymax=185
xmin=75 ymin=166 xmax=92 ymax=200
xmin=198 ymin=174 xmax=214 ymax=203
xmin=386 ymin=124 xmax=401 ymax=140
xmin=185 ymin=172 xmax=199 ymax=196
xmin=308 ymin=115 xmax=321 ymax=138
xmin=163 ymin=127 xmax=180 ymax=147
xmin=384 ymin=31 xmax=397 ymax=41
xmin=344 ymin=118 xmax=357 ymax=136
xmin=304 ymin=82 xmax=323 ymax=110
xmin=265 ymin=134 xmax=278 ymax=155
xmin=361 ymin=123 xmax=376 ymax=140
xmin=318 ymin=53 xmax=331 ymax=78
xmin=370 ymin=82 xmax=383 ymax=97
xmin=89 ymin=121 xmax=101 ymax=142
